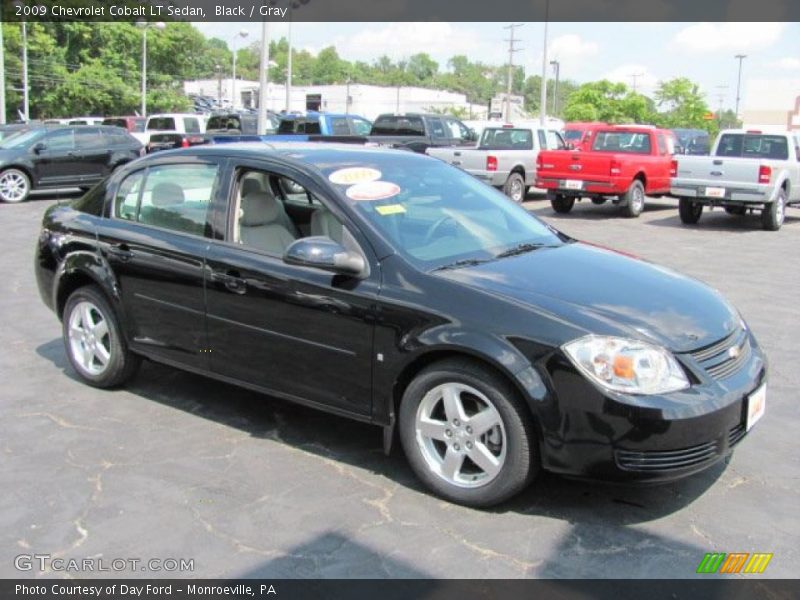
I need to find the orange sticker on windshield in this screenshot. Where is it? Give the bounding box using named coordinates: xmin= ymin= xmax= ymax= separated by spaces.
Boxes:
xmin=346 ymin=181 xmax=401 ymax=202
xmin=328 ymin=167 xmax=382 ymax=185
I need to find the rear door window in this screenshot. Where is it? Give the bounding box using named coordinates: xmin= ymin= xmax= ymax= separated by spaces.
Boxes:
xmin=429 ymin=118 xmax=448 ymax=139
xmin=114 ymin=164 xmax=219 ymax=237
xmin=45 ymin=129 xmax=75 ymax=151
xmin=329 ymin=117 xmax=351 ymax=135
xmin=75 ymin=128 xmax=105 ymax=149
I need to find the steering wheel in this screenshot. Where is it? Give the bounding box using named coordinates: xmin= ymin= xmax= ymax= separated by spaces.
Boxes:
xmin=423 ymin=215 xmax=460 ymax=245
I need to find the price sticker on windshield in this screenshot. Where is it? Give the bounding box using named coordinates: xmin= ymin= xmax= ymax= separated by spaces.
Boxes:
xmin=329 ymin=167 xmax=382 ymax=185
xmin=346 ymin=181 xmax=401 ymax=202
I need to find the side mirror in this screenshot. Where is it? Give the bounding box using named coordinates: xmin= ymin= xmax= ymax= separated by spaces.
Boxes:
xmin=33 ymin=142 xmax=47 ymax=154
xmin=283 ymin=236 xmax=366 ymax=277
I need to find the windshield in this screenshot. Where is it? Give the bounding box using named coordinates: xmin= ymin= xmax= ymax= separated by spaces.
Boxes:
xmin=480 ymin=128 xmax=533 ymax=150
xmin=0 ymin=129 xmax=45 ymax=149
xmin=322 ymin=156 xmax=565 ymax=270
xmin=592 ymin=131 xmax=652 ymax=154
xmin=716 ymin=134 xmax=788 ymax=160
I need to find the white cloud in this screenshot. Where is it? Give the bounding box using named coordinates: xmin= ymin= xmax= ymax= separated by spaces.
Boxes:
xmin=330 ymin=23 xmax=505 ymax=67
xmin=602 ymin=64 xmax=660 ymax=95
xmin=548 ymin=34 xmax=600 ymax=62
xmin=769 ymin=57 xmax=800 ymax=70
xmin=670 ymin=23 xmax=785 ymax=53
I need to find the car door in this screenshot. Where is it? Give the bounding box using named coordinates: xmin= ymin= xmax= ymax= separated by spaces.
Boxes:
xmin=73 ymin=128 xmax=112 ymax=182
xmin=33 ymin=128 xmax=83 ymax=186
xmin=204 ymin=159 xmax=379 ymax=417
xmin=94 ymin=158 xmax=226 ymax=369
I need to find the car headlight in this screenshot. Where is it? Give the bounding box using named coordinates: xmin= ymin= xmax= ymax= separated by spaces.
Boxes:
xmin=562 ymin=335 xmax=689 ymax=395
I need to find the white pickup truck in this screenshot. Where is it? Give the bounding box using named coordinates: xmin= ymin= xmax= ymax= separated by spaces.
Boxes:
xmin=132 ymin=113 xmax=207 ymax=148
xmin=671 ymin=129 xmax=800 ymax=231
xmin=426 ymin=125 xmax=566 ymax=202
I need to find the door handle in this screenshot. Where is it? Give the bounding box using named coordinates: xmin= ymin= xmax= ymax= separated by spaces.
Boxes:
xmin=212 ymin=270 xmax=247 ymax=294
xmin=107 ymin=242 xmax=132 ymax=261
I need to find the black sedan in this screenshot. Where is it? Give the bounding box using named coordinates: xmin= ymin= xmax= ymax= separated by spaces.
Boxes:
xmin=34 ymin=144 xmax=767 ymax=507
xmin=0 ymin=125 xmax=142 ymax=204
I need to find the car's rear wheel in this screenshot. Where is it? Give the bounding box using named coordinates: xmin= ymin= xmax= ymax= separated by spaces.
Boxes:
xmin=62 ymin=286 xmax=141 ymax=388
xmin=679 ymin=197 xmax=703 ymax=224
xmin=621 ymin=180 xmax=645 ymax=218
xmin=503 ymin=172 xmax=526 ymax=203
xmin=761 ymin=188 xmax=786 ymax=231
xmin=399 ymin=359 xmax=539 ymax=507
xmin=551 ymin=194 xmax=575 ymax=214
xmin=0 ymin=168 xmax=31 ymax=204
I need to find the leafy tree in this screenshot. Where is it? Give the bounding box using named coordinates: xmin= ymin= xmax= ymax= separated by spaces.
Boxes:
xmin=407 ymin=53 xmax=438 ymax=85
xmin=653 ymin=77 xmax=711 ymax=129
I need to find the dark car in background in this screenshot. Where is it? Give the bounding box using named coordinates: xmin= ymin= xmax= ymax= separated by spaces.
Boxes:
xmin=672 ymin=128 xmax=711 ymax=155
xmin=0 ymin=125 xmax=142 ymax=203
xmin=34 ymin=143 xmax=766 ymax=507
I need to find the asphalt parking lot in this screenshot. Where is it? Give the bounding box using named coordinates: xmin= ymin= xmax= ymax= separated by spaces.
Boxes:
xmin=1 ymin=190 xmax=798 ymax=579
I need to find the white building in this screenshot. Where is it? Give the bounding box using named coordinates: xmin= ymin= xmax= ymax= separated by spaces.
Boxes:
xmin=183 ymin=79 xmax=488 ymax=120
xmin=742 ymin=79 xmax=800 ymax=131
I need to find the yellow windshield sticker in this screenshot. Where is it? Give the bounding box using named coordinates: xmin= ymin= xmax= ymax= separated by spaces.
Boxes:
xmin=375 ymin=204 xmax=406 ymax=216
xmin=328 ymin=167 xmax=382 ymax=185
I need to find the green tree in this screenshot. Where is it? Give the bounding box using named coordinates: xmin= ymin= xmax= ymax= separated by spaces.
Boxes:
xmin=653 ymin=77 xmax=711 ymax=129
xmin=407 ymin=53 xmax=438 ymax=85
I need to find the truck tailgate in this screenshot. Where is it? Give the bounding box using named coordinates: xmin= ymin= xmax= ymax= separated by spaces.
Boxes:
xmin=538 ymin=150 xmax=613 ymax=182
xmin=673 ymin=155 xmax=762 ymax=189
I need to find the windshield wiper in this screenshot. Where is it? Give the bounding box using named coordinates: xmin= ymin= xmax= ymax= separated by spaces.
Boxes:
xmin=432 ymin=257 xmax=495 ymax=272
xmin=494 ymin=242 xmax=554 ymax=259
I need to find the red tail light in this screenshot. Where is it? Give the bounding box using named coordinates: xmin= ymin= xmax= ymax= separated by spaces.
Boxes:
xmin=181 ymin=137 xmax=190 ymax=148
xmin=758 ymin=165 xmax=771 ymax=184
xmin=670 ymin=159 xmax=678 ymax=177
xmin=487 ymin=156 xmax=498 ymax=172
xmin=536 ymin=154 xmax=544 ymax=170
xmin=610 ymin=159 xmax=621 ymax=176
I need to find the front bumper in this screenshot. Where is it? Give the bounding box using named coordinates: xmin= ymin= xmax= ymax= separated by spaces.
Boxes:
xmin=535 ymin=331 xmax=767 ymax=483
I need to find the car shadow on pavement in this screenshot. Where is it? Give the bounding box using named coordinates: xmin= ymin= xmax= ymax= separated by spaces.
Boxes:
xmin=645 ymin=210 xmax=800 ymax=232
xmin=36 ymin=339 xmax=726 ymax=527
xmin=528 ymin=201 xmax=677 ymax=222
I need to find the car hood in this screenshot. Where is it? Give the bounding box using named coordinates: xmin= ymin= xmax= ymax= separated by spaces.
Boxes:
xmin=435 ymin=242 xmax=739 ymax=353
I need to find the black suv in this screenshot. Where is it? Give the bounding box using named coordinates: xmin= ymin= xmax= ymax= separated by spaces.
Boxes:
xmin=0 ymin=125 xmax=143 ymax=203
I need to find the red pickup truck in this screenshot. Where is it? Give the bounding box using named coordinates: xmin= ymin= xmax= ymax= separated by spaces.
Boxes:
xmin=536 ymin=125 xmax=675 ymax=217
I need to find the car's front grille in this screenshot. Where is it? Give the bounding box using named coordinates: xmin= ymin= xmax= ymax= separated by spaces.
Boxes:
xmin=728 ymin=423 xmax=747 ymax=447
xmin=687 ymin=328 xmax=750 ymax=381
xmin=616 ymin=440 xmax=720 ymax=472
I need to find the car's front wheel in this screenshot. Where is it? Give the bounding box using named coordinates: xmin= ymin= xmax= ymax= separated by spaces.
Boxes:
xmin=0 ymin=168 xmax=31 ymax=204
xmin=62 ymin=286 xmax=141 ymax=388
xmin=399 ymin=359 xmax=539 ymax=507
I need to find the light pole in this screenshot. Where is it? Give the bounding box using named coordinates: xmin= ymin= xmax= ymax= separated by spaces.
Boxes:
xmin=550 ymin=60 xmax=560 ymax=117
xmin=137 ymin=20 xmax=165 ymax=118
xmin=257 ymin=19 xmax=272 ymax=134
xmin=734 ymin=54 xmax=747 ymax=121
xmin=215 ymin=64 xmax=223 ymax=106
xmin=0 ymin=6 xmax=5 ymax=124
xmin=540 ymin=0 xmax=550 ymax=125
xmin=285 ymin=6 xmax=293 ymax=112
xmin=21 ymin=21 xmax=29 ymax=121
xmin=345 ymin=77 xmax=351 ymax=115
xmin=230 ymin=29 xmax=249 ymax=110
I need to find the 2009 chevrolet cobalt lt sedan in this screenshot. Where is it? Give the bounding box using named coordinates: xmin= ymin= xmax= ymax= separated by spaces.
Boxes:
xmin=35 ymin=143 xmax=767 ymax=507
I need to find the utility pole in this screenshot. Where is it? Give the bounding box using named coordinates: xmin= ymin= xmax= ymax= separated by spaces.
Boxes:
xmin=734 ymin=54 xmax=747 ymax=120
xmin=550 ymin=60 xmax=560 ymax=116
xmin=21 ymin=21 xmax=29 ymax=121
xmin=257 ymin=19 xmax=271 ymax=134
xmin=630 ymin=72 xmax=644 ymax=93
xmin=216 ymin=64 xmax=223 ymax=106
xmin=285 ymin=7 xmax=293 ymax=112
xmin=502 ymin=23 xmax=523 ymax=122
xmin=715 ymin=84 xmax=729 ymax=128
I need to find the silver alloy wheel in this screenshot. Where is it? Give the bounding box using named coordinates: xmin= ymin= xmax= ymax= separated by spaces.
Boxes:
xmin=67 ymin=301 xmax=112 ymax=377
xmin=415 ymin=382 xmax=507 ymax=488
xmin=509 ymin=178 xmax=524 ymax=202
xmin=631 ymin=185 xmax=645 ymax=211
xmin=0 ymin=169 xmax=30 ymax=203
xmin=776 ymin=195 xmax=786 ymax=225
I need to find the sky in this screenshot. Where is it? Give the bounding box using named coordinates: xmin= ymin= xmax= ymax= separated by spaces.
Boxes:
xmin=193 ymin=21 xmax=800 ymax=109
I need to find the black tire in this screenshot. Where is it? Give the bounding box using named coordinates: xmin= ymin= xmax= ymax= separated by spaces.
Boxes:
xmin=398 ymin=358 xmax=539 ymax=508
xmin=62 ymin=285 xmax=141 ymax=388
xmin=678 ymin=197 xmax=703 ymax=224
xmin=761 ymin=188 xmax=786 ymax=231
xmin=591 ymin=198 xmax=607 ymax=205
xmin=550 ymin=194 xmax=575 ymax=214
xmin=503 ymin=172 xmax=526 ymax=203
xmin=621 ymin=179 xmax=645 ymax=218
xmin=0 ymin=168 xmax=32 ymax=204
xmin=724 ymin=205 xmax=747 ymax=216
